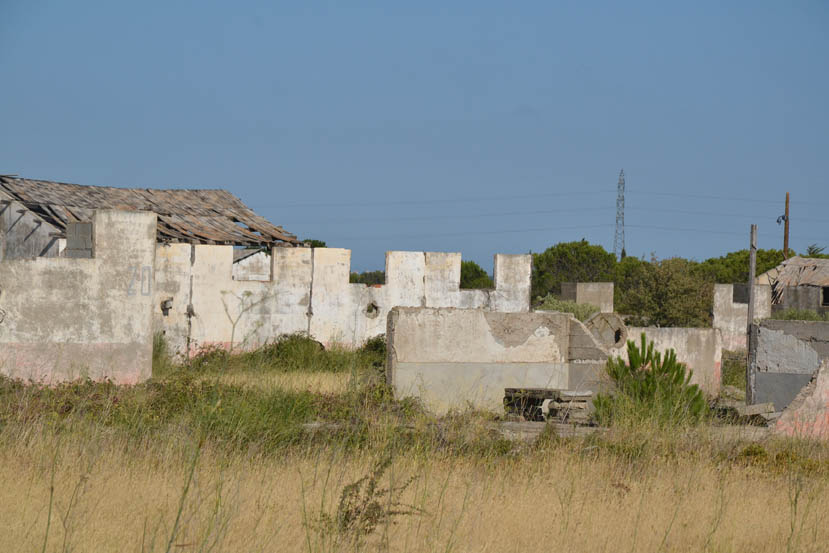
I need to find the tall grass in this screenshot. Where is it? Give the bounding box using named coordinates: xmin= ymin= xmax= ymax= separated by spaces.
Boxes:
xmin=4 ymin=334 xmax=829 ymax=551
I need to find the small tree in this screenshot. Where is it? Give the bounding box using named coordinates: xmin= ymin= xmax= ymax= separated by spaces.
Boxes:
xmin=594 ymin=333 xmax=708 ymax=426
xmin=460 ymin=260 xmax=494 ymax=289
xmin=532 ymin=240 xmax=616 ymax=300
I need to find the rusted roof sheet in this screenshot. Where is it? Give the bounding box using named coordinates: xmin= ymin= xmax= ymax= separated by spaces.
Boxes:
xmin=770 ymin=256 xmax=829 ymax=302
xmin=0 ymin=176 xmax=300 ymax=246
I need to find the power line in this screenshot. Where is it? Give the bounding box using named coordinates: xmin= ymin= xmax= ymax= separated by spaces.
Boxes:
xmin=336 ymin=223 xmax=613 ymax=241
xmin=276 ymin=205 xmax=824 ymax=226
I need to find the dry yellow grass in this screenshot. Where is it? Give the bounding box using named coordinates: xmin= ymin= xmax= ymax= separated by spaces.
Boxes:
xmin=2 ymin=426 xmax=828 ymax=553
xmin=196 ymin=369 xmax=352 ymax=395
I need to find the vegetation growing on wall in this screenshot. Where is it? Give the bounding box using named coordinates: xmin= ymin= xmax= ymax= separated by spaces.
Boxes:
xmin=594 ymin=333 xmax=708 ymax=426
xmin=535 ymin=295 xmax=598 ymax=321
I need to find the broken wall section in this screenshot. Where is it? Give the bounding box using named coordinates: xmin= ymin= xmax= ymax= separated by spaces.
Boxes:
xmin=560 ymin=282 xmax=614 ymax=313
xmin=154 ymin=247 xmax=532 ymax=356
xmin=0 ymin=210 xmax=156 ymax=383
xmin=713 ymin=283 xmax=771 ymax=351
xmin=750 ymin=320 xmax=829 ymax=411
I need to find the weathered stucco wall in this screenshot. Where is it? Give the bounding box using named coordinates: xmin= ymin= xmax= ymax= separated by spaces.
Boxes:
xmin=387 ymin=307 xmax=608 ymax=414
xmin=0 ymin=191 xmax=63 ymax=261
xmin=154 ymin=248 xmax=532 ymax=355
xmin=610 ymin=327 xmax=723 ymax=396
xmin=713 ymin=283 xmax=771 ymax=351
xmin=0 ymin=210 xmax=156 ymax=383
xmin=560 ymin=282 xmax=614 ymax=313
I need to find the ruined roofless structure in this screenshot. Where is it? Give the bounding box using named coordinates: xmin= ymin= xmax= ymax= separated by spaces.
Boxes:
xmin=0 ymin=175 xmax=300 ymax=260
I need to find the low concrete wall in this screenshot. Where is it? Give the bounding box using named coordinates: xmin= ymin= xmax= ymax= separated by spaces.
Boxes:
xmin=0 ymin=210 xmax=156 ymax=383
xmin=713 ymin=283 xmax=771 ymax=351
xmin=561 ymin=282 xmax=614 ymax=313
xmin=775 ymin=360 xmax=829 ymax=441
xmin=610 ymin=327 xmax=723 ymax=396
xmin=750 ymin=320 xmax=829 ymax=411
xmin=387 ymin=307 xmax=608 ymax=414
xmin=155 ymin=248 xmax=532 ymax=356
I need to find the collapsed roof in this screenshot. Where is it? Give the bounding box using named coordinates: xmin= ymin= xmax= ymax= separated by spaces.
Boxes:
xmin=770 ymin=256 xmax=829 ymax=303
xmin=0 ymin=176 xmax=299 ymax=247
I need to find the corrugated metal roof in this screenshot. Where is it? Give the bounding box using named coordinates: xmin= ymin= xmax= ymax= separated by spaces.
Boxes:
xmin=770 ymin=256 xmax=829 ymax=302
xmin=0 ymin=176 xmax=300 ymax=246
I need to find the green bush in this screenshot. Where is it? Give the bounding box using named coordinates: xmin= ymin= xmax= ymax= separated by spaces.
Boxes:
xmin=534 ymin=295 xmax=599 ymax=322
xmin=594 ymin=333 xmax=708 ymax=426
xmin=460 ymin=260 xmax=494 ymax=289
xmin=767 ymin=309 xmax=829 ymax=322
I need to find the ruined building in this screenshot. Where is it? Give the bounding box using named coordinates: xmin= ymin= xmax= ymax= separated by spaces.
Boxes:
xmin=0 ymin=176 xmax=531 ymax=384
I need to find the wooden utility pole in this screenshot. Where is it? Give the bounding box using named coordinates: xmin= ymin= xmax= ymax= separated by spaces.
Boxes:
xmin=783 ymin=192 xmax=790 ymax=258
xmin=746 ymin=224 xmax=758 ymax=404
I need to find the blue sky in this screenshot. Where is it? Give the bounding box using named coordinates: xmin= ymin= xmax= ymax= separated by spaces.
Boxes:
xmin=1 ymin=1 xmax=826 ymax=272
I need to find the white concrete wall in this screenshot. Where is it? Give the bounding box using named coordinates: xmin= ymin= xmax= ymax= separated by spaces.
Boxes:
xmin=388 ymin=308 xmax=574 ymax=414
xmin=0 ymin=210 xmax=156 ymax=383
xmin=153 ymin=248 xmax=532 ymax=355
xmin=610 ymin=327 xmax=723 ymax=396
xmin=713 ymin=283 xmax=771 ymax=351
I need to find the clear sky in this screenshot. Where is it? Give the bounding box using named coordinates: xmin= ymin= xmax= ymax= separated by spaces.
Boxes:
xmin=1 ymin=1 xmax=826 ymax=272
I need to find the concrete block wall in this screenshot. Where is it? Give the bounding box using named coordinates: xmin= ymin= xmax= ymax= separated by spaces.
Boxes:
xmin=610 ymin=327 xmax=723 ymax=396
xmin=387 ymin=307 xmax=608 ymax=414
xmin=713 ymin=283 xmax=771 ymax=351
xmin=154 ymin=247 xmax=532 ymax=356
xmin=560 ymin=282 xmax=614 ymax=313
xmin=0 ymin=210 xmax=156 ymax=383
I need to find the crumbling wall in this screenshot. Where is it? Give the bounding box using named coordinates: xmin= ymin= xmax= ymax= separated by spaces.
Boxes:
xmin=154 ymin=248 xmax=532 ymax=355
xmin=560 ymin=282 xmax=614 ymax=313
xmin=610 ymin=327 xmax=723 ymax=396
xmin=775 ymin=360 xmax=829 ymax=441
xmin=232 ymin=250 xmax=271 ymax=281
xmin=750 ymin=320 xmax=829 ymax=411
xmin=713 ymin=283 xmax=771 ymax=351
xmin=386 ymin=307 xmax=608 ymax=414
xmin=0 ymin=210 xmax=156 ymax=383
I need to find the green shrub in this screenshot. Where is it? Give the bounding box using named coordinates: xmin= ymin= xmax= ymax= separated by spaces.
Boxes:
xmin=767 ymin=309 xmax=829 ymax=322
xmin=534 ymin=295 xmax=599 ymax=322
xmin=594 ymin=333 xmax=708 ymax=426
xmin=460 ymin=260 xmax=494 ymax=289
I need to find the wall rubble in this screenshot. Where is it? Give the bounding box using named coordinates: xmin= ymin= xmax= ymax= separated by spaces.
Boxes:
xmin=713 ymin=283 xmax=771 ymax=351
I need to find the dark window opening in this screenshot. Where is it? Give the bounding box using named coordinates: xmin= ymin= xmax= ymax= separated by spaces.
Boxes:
xmin=732 ymin=284 xmax=750 ymax=304
xmin=822 ymin=287 xmax=829 ymax=307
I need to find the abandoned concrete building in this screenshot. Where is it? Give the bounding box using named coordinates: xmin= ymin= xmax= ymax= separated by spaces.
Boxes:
xmin=0 ymin=176 xmax=532 ymax=384
xmin=3 ymin=175 xmax=829 ymax=437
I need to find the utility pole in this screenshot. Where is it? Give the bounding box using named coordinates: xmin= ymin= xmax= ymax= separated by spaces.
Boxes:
xmin=746 ymin=224 xmax=757 ymax=404
xmin=784 ymin=192 xmax=790 ymax=258
xmin=613 ymin=170 xmax=625 ymax=260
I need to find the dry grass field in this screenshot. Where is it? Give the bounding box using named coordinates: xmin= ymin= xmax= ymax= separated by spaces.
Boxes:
xmin=1 ymin=335 xmax=828 ymax=552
